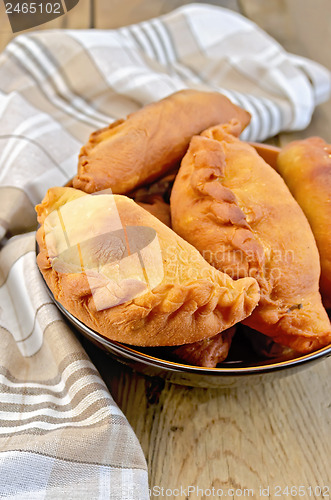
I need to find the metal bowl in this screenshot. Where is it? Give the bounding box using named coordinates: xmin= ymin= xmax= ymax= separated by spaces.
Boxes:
xmin=37 ymin=142 xmax=331 ymax=387
xmin=43 ymin=278 xmax=331 ymax=388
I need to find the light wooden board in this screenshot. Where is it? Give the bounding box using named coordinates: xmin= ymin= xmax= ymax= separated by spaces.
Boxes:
xmin=90 ymin=2 xmax=331 ymax=497
xmin=0 ymin=0 xmax=91 ymax=51
xmin=240 ymin=0 xmax=331 ymax=144
xmin=93 ymin=0 xmax=240 ymax=29
xmin=1 ymin=1 xmax=331 ymax=498
xmin=0 ymin=0 xmax=13 ymax=49
xmin=86 ymin=339 xmax=331 ymax=500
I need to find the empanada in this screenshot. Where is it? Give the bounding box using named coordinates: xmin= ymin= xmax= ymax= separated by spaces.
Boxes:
xmin=131 ymin=171 xmax=176 ymax=227
xmin=72 ymin=89 xmax=251 ymax=195
xmin=172 ymin=327 xmax=235 ymax=367
xmin=170 ymin=122 xmax=331 ymax=353
xmin=136 ymin=196 xmax=171 ymax=228
xmin=277 ymin=137 xmax=331 ymax=309
xmin=36 ymin=187 xmax=259 ymax=346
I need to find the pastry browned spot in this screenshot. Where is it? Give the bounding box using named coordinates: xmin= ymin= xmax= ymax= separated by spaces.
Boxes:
xmin=36 ymin=187 xmax=260 ymax=347
xmin=170 ymin=121 xmax=331 ymax=353
xmin=72 ymin=89 xmax=250 ymax=195
xmin=277 ymin=137 xmax=331 ymax=310
xmin=131 ymin=171 xmax=176 ymax=228
xmin=172 ymin=327 xmax=236 ymax=367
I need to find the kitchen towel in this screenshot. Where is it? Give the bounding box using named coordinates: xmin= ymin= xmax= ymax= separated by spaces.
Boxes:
xmin=0 ymin=3 xmax=330 ymax=499
xmin=0 ymin=233 xmax=148 ymax=500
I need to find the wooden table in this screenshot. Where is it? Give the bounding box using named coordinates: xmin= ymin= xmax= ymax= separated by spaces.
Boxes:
xmin=1 ymin=1 xmax=330 ymax=498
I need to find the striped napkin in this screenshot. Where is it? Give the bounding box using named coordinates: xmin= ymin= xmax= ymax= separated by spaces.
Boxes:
xmin=0 ymin=3 xmax=330 ymax=499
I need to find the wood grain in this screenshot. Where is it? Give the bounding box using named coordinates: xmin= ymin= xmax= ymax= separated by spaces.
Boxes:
xmin=86 ymin=338 xmax=331 ymax=500
xmin=1 ymin=0 xmax=331 ymax=498
xmin=240 ymin=0 xmax=331 ymax=144
xmin=0 ymin=0 xmax=13 ymax=50
xmin=0 ymin=0 xmax=91 ymax=51
xmin=93 ymin=0 xmax=240 ymax=29
xmin=89 ymin=2 xmax=331 ymax=498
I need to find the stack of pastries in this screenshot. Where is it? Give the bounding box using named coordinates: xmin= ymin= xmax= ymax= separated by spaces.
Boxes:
xmin=36 ymin=90 xmax=331 ymax=368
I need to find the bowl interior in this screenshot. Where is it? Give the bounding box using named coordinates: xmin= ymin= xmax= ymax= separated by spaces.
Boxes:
xmin=48 ymin=280 xmax=331 ymax=383
xmin=36 ymin=141 xmax=331 ymax=386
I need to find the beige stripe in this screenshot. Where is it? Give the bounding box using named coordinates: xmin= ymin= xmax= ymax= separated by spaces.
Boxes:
xmin=0 ymin=358 xmax=98 ymax=394
xmin=0 ymin=378 xmax=110 ymax=413
xmin=0 ymin=361 xmax=100 ymax=394
xmin=0 ymin=408 xmax=118 ymax=435
xmin=2 ymin=82 xmax=93 ymax=143
xmin=30 ymin=36 xmax=112 ymax=124
xmin=0 ymin=422 xmax=148 ymax=469
xmin=6 ymin=41 xmax=104 ymax=132
xmin=0 ymin=327 xmax=99 ymax=382
xmin=0 ymin=232 xmax=35 ymax=286
xmin=0 ymin=323 xmax=118 ymax=430
xmin=42 ymin=32 xmax=140 ymax=120
xmin=0 ymin=331 xmax=119 ymax=430
xmin=14 ymin=304 xmax=55 ymax=344
xmin=0 ymin=187 xmax=37 ymax=238
xmin=0 ymin=414 xmax=147 ymax=469
xmin=0 ymin=371 xmax=100 ymax=398
xmin=0 ymin=395 xmax=114 ymax=425
xmin=2 ymin=31 xmax=112 ymax=141
xmin=0 ymin=320 xmax=88 ymax=381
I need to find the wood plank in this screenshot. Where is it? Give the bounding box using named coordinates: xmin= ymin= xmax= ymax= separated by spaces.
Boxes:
xmin=1 ymin=0 xmax=330 ymax=497
xmin=61 ymin=0 xmax=91 ymax=29
xmin=0 ymin=0 xmax=91 ymax=52
xmin=0 ymin=0 xmax=14 ymax=50
xmin=94 ymin=0 xmax=240 ymax=29
xmin=240 ymin=0 xmax=331 ymax=144
xmin=85 ymin=3 xmax=331 ymax=497
xmin=85 ymin=338 xmax=331 ymax=499
xmin=240 ymin=0 xmax=331 ymax=66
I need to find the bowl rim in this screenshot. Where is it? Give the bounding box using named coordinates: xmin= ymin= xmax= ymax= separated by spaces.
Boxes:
xmin=36 ymin=161 xmax=331 ymax=379
xmin=53 ymin=294 xmax=331 ymax=377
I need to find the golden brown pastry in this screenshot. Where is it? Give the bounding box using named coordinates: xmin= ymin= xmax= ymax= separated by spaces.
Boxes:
xmin=36 ymin=187 xmax=259 ymax=347
xmin=131 ymin=171 xmax=176 ymax=227
xmin=131 ymin=171 xmax=177 ymax=204
xmin=249 ymin=142 xmax=280 ymax=169
xmin=72 ymin=89 xmax=251 ymax=195
xmin=170 ymin=121 xmax=331 ymax=353
xmin=172 ymin=327 xmax=235 ymax=367
xmin=136 ymin=196 xmax=171 ymax=228
xmin=276 ymin=137 xmax=331 ymax=309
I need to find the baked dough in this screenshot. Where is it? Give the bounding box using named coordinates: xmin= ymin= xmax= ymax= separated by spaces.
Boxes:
xmin=277 ymin=137 xmax=331 ymax=309
xmin=172 ymin=327 xmax=235 ymax=367
xmin=36 ymin=187 xmax=259 ymax=346
xmin=170 ymin=121 xmax=331 ymax=352
xmin=72 ymin=89 xmax=251 ymax=195
xmin=131 ymin=171 xmax=176 ymax=227
xmin=136 ymin=196 xmax=171 ymax=228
